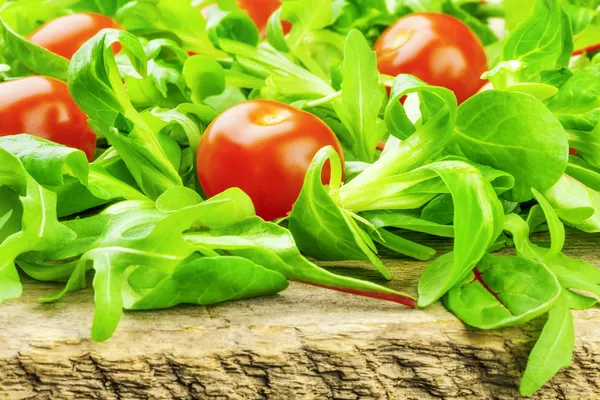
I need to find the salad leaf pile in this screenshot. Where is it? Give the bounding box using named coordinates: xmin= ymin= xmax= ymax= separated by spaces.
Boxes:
xmin=0 ymin=0 xmax=599 ymax=396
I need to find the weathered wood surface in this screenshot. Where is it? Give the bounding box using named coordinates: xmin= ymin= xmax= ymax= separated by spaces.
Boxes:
xmin=1 ymin=231 xmax=599 ymax=400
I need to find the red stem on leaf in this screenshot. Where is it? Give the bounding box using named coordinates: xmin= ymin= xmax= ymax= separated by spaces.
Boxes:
xmin=470 ymin=268 xmax=507 ymax=308
xmin=294 ymin=281 xmax=417 ymax=308
xmin=572 ymin=43 xmax=600 ymax=56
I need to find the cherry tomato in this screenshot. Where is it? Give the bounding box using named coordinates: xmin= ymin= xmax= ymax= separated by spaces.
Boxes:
xmin=0 ymin=76 xmax=96 ymax=160
xmin=29 ymin=13 xmax=123 ymax=60
xmin=197 ymin=100 xmax=344 ymax=221
xmin=374 ymin=13 xmax=488 ymax=103
xmin=236 ymin=0 xmax=291 ymax=36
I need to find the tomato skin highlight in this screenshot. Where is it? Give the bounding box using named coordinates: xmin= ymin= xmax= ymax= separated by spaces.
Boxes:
xmin=0 ymin=76 xmax=96 ymax=160
xmin=29 ymin=13 xmax=123 ymax=60
xmin=197 ymin=100 xmax=344 ymax=221
xmin=236 ymin=0 xmax=291 ymax=36
xmin=374 ymin=12 xmax=488 ymax=103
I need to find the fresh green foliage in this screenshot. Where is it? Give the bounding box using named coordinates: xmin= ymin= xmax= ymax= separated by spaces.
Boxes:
xmin=0 ymin=17 xmax=69 ymax=80
xmin=453 ymin=91 xmax=569 ymax=202
xmin=185 ymin=215 xmax=415 ymax=306
xmin=503 ymin=0 xmax=573 ymax=70
xmin=69 ymin=29 xmax=182 ymax=199
xmin=0 ymin=135 xmax=146 ymax=216
xmin=288 ymin=146 xmax=391 ymax=279
xmin=121 ymin=38 xmax=191 ymax=108
xmin=0 ymin=148 xmax=75 ymax=303
xmin=444 ymin=254 xmax=561 ymax=329
xmin=543 ymin=175 xmax=600 ymax=232
xmin=335 ymin=29 xmax=386 ymax=162
xmin=205 ymin=3 xmax=260 ymax=48
xmin=547 ymin=62 xmax=600 ymax=114
xmin=520 ymin=292 xmax=574 ymax=396
xmin=501 ymin=0 xmax=573 ymax=82
xmin=116 ymin=0 xmax=224 ymax=57
xmin=123 ymin=257 xmax=289 ymax=310
xmin=485 ymin=0 xmax=575 ymax=89
xmin=362 ymin=210 xmax=454 ymax=238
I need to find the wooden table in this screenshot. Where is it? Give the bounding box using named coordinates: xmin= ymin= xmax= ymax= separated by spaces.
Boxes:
xmin=1 ymin=232 xmax=599 ymax=400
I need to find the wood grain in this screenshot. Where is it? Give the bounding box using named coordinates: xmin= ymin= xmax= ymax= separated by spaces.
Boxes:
xmin=1 ymin=231 xmax=599 ymax=400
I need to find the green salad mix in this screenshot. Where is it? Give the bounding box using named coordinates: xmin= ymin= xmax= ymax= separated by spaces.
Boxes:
xmin=0 ymin=0 xmax=599 ymax=395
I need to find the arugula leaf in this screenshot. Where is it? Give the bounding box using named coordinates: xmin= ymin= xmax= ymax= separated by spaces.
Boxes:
xmin=183 ymin=55 xmax=227 ymax=102
xmin=0 ymin=0 xmax=71 ymax=35
xmin=420 ymin=157 xmax=516 ymax=225
xmin=339 ymin=160 xmax=503 ymax=307
xmin=453 ymin=90 xmax=568 ymax=202
xmin=205 ymin=4 xmax=260 ymax=48
xmin=0 ymin=134 xmax=88 ymax=187
xmin=0 ymin=134 xmax=147 ymax=217
xmin=0 ymin=17 xmax=69 ymax=80
xmin=145 ymin=104 xmax=214 ymax=189
xmin=502 ymin=0 xmax=573 ymax=78
xmin=384 ymin=74 xmax=456 ymax=141
xmin=340 ymin=75 xmax=456 ymax=195
xmin=69 ymin=29 xmax=182 ymax=199
xmin=123 ymin=257 xmax=288 ymax=310
xmin=547 ymin=253 xmax=600 ymax=298
xmin=288 ymin=146 xmax=391 ymax=279
xmin=219 ymin=39 xmax=335 ymax=101
xmin=567 ymin=155 xmax=600 ymax=190
xmin=413 ymin=161 xmax=505 ymax=306
xmin=121 ymin=38 xmax=190 ymax=108
xmin=546 ymin=62 xmax=600 ymax=114
xmin=334 ymin=29 xmax=386 ymax=162
xmin=0 ymin=148 xmax=75 ymax=303
xmin=504 ymin=194 xmax=600 ymax=301
xmin=421 ymin=194 xmax=455 ymax=225
xmin=444 ymin=254 xmax=562 ymax=329
xmin=441 ymin=0 xmax=499 ymax=46
xmin=566 ymin=125 xmax=600 ymax=171
xmin=504 ymin=0 xmax=535 ymax=31
xmin=361 ymin=210 xmax=455 ymax=238
xmin=565 ymin=288 xmax=597 ymax=310
xmin=76 ymin=187 xmax=255 ymax=341
xmin=282 ymin=0 xmax=334 ymax=49
xmin=184 ymin=216 xmax=415 ymax=306
xmin=369 ymin=227 xmax=437 ymax=261
xmin=543 ymin=174 xmax=600 ymax=232
xmin=520 ymin=292 xmax=574 ymax=396
xmin=116 ymin=0 xmax=225 ymax=57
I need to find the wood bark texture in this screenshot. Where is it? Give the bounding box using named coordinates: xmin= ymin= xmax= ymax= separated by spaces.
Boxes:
xmin=0 ymin=232 xmax=599 ymax=400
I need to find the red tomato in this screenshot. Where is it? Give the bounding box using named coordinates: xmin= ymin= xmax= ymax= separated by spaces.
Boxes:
xmin=0 ymin=77 xmax=96 ymax=160
xmin=197 ymin=100 xmax=344 ymax=221
xmin=29 ymin=13 xmax=123 ymax=60
xmin=374 ymin=13 xmax=488 ymax=103
xmin=236 ymin=0 xmax=291 ymax=36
